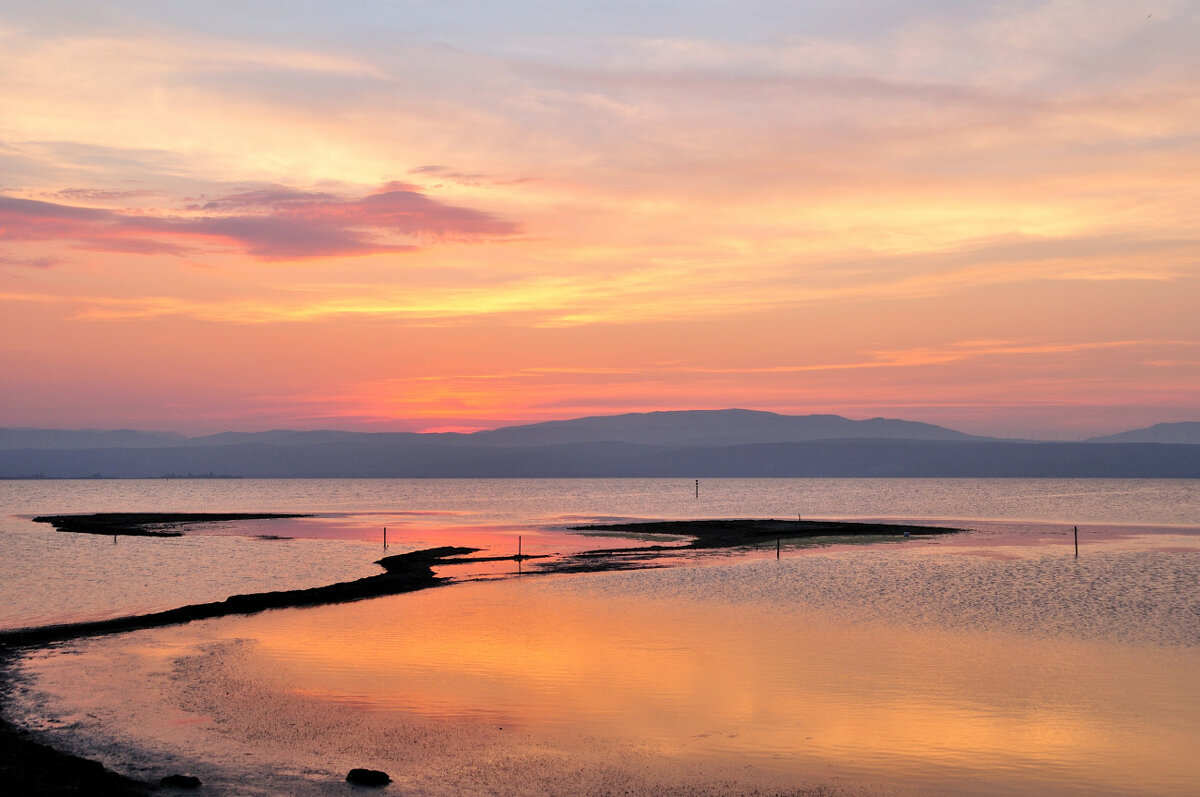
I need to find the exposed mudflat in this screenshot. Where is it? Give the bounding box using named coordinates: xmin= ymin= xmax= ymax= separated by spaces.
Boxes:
xmin=33 ymin=512 xmax=312 ymax=537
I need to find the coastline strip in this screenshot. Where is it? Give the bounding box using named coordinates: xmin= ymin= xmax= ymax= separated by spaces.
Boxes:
xmin=3 ymin=518 xmax=961 ymax=648
xmin=0 ymin=546 xmax=477 ymax=649
xmin=0 ymin=517 xmax=961 ymax=794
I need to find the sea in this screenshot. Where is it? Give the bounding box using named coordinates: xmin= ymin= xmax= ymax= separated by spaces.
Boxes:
xmin=2 ymin=477 xmax=1198 ymax=795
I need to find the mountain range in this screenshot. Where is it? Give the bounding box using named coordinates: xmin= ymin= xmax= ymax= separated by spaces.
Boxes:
xmin=1 ymin=410 xmax=1197 ymax=478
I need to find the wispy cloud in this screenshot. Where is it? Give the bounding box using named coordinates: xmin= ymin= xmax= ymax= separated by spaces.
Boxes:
xmin=0 ymin=184 xmax=518 ymax=260
xmin=45 ymin=187 xmax=160 ymax=202
xmin=0 ymin=249 xmax=58 ymax=269
xmin=382 ymin=339 xmax=1200 ymax=384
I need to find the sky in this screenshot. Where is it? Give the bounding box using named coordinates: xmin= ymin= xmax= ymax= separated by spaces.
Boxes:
xmin=1 ymin=1 xmax=1198 ymax=438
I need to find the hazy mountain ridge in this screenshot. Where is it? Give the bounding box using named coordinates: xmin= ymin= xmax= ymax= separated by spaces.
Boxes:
xmin=1086 ymin=422 xmax=1200 ymax=445
xmin=1 ymin=410 xmax=1197 ymax=478
xmin=0 ymin=410 xmax=984 ymax=451
xmin=470 ymin=409 xmax=987 ymax=447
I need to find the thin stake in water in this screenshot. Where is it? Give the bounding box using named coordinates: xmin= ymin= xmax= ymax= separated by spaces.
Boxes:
xmin=1074 ymin=525 xmax=1078 ymax=557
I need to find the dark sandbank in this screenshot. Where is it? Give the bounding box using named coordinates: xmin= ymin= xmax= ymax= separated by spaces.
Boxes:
xmin=559 ymin=518 xmax=962 ymax=569
xmin=0 ymin=546 xmax=478 ymax=648
xmin=33 ymin=512 xmax=312 ymax=537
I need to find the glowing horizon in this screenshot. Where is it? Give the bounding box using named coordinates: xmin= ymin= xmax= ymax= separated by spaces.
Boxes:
xmin=2 ymin=2 xmax=1198 ymax=439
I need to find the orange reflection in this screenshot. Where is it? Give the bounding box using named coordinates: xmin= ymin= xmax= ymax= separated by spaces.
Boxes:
xmin=212 ymin=577 xmax=1200 ymax=794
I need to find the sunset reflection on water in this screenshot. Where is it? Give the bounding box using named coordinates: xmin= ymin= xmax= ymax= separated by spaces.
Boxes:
xmin=11 ymin=528 xmax=1199 ymax=796
xmin=207 ymin=545 xmax=1198 ymax=795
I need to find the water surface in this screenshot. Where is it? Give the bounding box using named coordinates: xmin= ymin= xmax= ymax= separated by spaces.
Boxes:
xmin=3 ymin=478 xmax=1198 ymax=795
xmin=3 ymin=477 xmax=1197 ymax=629
xmin=8 ymin=524 xmax=1199 ymax=796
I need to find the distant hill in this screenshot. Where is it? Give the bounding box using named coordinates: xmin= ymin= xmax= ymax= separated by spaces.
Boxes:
xmin=2 ymin=411 xmax=1198 ymax=478
xmin=1087 ymin=422 xmax=1200 ymax=444
xmin=0 ymin=428 xmax=186 ymax=450
xmin=470 ymin=409 xmax=987 ymax=447
xmin=182 ymin=429 xmax=445 ymax=447
xmin=0 ymin=410 xmax=983 ymax=452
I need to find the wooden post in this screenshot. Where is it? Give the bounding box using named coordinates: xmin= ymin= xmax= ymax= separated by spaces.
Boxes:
xmin=518 ymin=535 xmax=522 ymax=557
xmin=777 ymin=537 xmax=780 ymax=559
xmin=1074 ymin=526 xmax=1078 ymax=557
xmin=695 ymin=479 xmax=699 ymax=498
xmin=384 ymin=527 xmax=387 ymax=550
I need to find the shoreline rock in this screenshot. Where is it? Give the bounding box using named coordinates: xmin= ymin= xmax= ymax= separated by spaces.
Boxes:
xmin=346 ymin=767 xmax=391 ymax=786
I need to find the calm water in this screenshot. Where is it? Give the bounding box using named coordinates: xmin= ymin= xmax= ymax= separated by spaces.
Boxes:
xmin=5 ymin=476 xmax=1199 ymax=526
xmin=10 ymin=532 xmax=1200 ymax=796
xmin=3 ymin=478 xmax=1199 ymax=795
xmin=2 ymin=477 xmax=1198 ymax=630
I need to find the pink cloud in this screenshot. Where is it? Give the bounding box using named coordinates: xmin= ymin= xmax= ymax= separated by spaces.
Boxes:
xmin=0 ymin=184 xmax=519 ymax=261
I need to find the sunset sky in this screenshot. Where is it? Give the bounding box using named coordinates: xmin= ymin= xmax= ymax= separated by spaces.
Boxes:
xmin=2 ymin=1 xmax=1197 ymax=438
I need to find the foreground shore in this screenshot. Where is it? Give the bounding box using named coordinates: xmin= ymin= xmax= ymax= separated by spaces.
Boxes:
xmin=0 ymin=515 xmax=960 ymax=794
xmin=0 ymin=710 xmax=150 ymax=796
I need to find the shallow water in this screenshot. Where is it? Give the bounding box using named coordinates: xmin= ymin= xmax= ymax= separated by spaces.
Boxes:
xmin=8 ymin=527 xmax=1199 ymax=796
xmin=2 ymin=477 xmax=1198 ymax=629
xmin=4 ymin=476 xmax=1199 ymax=527
xmin=3 ymin=478 xmax=1199 ymax=794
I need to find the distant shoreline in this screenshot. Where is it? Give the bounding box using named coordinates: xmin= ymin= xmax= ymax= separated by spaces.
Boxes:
xmin=4 ymin=441 xmax=1200 ymax=480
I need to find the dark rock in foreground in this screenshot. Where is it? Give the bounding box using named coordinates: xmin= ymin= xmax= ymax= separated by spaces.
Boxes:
xmin=159 ymin=773 xmax=202 ymax=789
xmin=346 ymin=767 xmax=391 ymax=786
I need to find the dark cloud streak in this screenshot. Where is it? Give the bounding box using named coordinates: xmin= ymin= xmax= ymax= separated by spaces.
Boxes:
xmin=0 ymin=249 xmax=59 ymax=268
xmin=0 ymin=184 xmax=519 ymax=260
